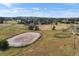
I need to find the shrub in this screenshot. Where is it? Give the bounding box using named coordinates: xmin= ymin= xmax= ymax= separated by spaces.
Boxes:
xmin=0 ymin=40 xmax=9 ymax=51
xmin=34 ymin=25 xmax=39 ymax=31
xmin=52 ymin=26 xmax=56 ymax=30
xmin=28 ymin=25 xmax=34 ymax=30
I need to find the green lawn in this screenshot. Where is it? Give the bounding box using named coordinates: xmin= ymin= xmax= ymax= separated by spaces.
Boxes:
xmin=0 ymin=24 xmax=75 ymax=56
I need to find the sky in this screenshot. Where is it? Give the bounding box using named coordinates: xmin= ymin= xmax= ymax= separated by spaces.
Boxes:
xmin=0 ymin=3 xmax=79 ymax=18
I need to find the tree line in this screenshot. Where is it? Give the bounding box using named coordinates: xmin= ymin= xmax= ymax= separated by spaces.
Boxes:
xmin=0 ymin=17 xmax=79 ymax=24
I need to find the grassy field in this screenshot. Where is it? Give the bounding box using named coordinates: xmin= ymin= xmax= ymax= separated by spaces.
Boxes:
xmin=0 ymin=23 xmax=76 ymax=56
xmin=39 ymin=23 xmax=71 ymax=30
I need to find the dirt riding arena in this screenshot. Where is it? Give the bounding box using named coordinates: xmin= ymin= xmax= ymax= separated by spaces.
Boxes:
xmin=7 ymin=32 xmax=41 ymax=47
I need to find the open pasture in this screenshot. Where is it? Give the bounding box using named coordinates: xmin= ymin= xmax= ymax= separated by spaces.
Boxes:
xmin=39 ymin=23 xmax=71 ymax=30
xmin=0 ymin=23 xmax=76 ymax=56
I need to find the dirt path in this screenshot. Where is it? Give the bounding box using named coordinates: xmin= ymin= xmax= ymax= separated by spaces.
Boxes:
xmin=7 ymin=32 xmax=41 ymax=47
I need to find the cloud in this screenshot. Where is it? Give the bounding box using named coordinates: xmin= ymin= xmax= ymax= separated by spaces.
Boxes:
xmin=1 ymin=3 xmax=12 ymax=7
xmin=49 ymin=9 xmax=79 ymax=17
xmin=31 ymin=7 xmax=40 ymax=10
xmin=44 ymin=8 xmax=47 ymax=10
xmin=0 ymin=10 xmax=14 ymax=14
xmin=0 ymin=8 xmax=32 ymax=17
xmin=13 ymin=8 xmax=27 ymax=10
xmin=0 ymin=8 xmax=31 ymax=13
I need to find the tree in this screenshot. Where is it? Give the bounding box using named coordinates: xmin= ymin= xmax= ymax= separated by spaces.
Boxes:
xmin=0 ymin=40 xmax=9 ymax=51
xmin=0 ymin=17 xmax=4 ymax=24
